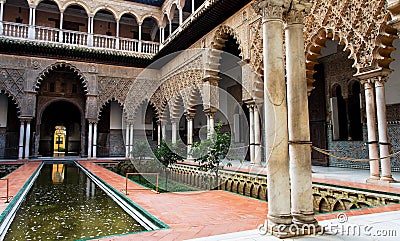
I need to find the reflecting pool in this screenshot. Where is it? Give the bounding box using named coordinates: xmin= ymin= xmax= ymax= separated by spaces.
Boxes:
xmin=4 ymin=163 xmax=145 ymax=240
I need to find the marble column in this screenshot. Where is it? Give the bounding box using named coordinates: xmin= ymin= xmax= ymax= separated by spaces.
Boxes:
xmin=375 ymin=77 xmax=395 ymax=182
xmin=87 ymin=122 xmax=93 ymax=158
xmin=18 ymin=120 xmax=25 ymax=159
xmin=248 ymin=104 xmax=255 ymax=164
xmin=87 ymin=16 xmax=93 ymax=47
xmin=28 ymin=7 xmax=36 ymax=39
xmin=161 ymin=122 xmax=166 ymax=142
xmin=253 ymin=105 xmax=262 ymax=166
xmin=157 ymin=122 xmax=161 ymax=146
xmin=116 ymin=20 xmax=120 ymax=50
xmin=192 ymin=0 xmax=195 ymax=13
xmin=252 ymin=0 xmax=292 ymax=232
xmin=24 ymin=120 xmax=31 ymax=159
xmin=171 ymin=121 xmax=177 ymax=144
xmin=138 ymin=24 xmax=142 ymax=52
xmin=362 ymin=79 xmax=380 ymax=180
xmin=178 ymin=7 xmax=183 ymax=25
xmin=129 ymin=124 xmax=134 ymax=157
xmin=285 ymin=3 xmax=318 ymax=226
xmin=59 ymin=11 xmax=64 ymax=43
xmin=0 ymin=1 xmax=4 ymax=36
xmin=206 ymin=112 xmax=215 ymax=138
xmin=92 ymin=123 xmax=97 ymax=159
xmin=186 ymin=113 xmax=194 ymax=160
xmin=125 ymin=123 xmax=130 ymax=158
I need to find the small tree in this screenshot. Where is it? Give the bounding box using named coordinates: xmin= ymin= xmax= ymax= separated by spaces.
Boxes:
xmin=130 ymin=141 xmax=152 ymax=165
xmin=153 ymin=140 xmax=183 ymax=190
xmin=190 ymin=123 xmax=231 ymax=189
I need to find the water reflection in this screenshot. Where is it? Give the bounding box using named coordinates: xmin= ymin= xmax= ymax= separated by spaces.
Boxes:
xmin=4 ymin=164 xmax=145 ymax=240
xmin=52 ymin=164 xmax=65 ymax=184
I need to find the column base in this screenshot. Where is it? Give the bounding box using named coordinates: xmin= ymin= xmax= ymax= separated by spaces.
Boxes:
xmin=366 ymin=174 xmax=380 ymax=182
xmin=266 ymin=214 xmax=293 ymax=238
xmin=380 ymin=176 xmax=397 ymax=183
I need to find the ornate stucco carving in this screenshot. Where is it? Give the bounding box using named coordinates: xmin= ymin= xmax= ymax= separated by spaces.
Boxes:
xmin=0 ymin=68 xmax=25 ymax=112
xmin=34 ymin=62 xmax=89 ymax=93
xmin=97 ymin=76 xmax=134 ymax=117
xmin=304 ymin=0 xmax=397 ymax=92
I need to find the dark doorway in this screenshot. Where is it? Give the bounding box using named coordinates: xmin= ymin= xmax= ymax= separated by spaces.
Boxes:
xmin=39 ymin=101 xmax=82 ymax=157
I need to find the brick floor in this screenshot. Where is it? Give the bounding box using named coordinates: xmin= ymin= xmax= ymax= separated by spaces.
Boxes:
xmin=78 ymin=161 xmax=267 ymax=241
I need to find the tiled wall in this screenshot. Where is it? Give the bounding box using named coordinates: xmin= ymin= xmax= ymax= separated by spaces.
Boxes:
xmin=327 ymin=124 xmax=400 ymax=172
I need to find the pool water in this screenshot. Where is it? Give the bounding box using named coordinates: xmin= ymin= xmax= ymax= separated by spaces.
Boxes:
xmin=4 ymin=163 xmax=145 ymax=240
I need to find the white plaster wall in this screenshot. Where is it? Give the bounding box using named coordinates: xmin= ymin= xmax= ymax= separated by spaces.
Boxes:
xmin=110 ymin=102 xmax=122 ymax=129
xmin=0 ymin=95 xmax=8 ymax=128
xmin=387 ymin=39 xmax=400 ymax=105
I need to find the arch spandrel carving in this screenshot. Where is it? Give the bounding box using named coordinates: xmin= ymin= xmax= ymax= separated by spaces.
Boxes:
xmin=304 ymin=0 xmax=398 ymax=92
xmin=34 ymin=62 xmax=89 ymax=93
xmin=97 ymin=76 xmax=134 ymax=118
xmin=0 ymin=68 xmax=25 ymax=112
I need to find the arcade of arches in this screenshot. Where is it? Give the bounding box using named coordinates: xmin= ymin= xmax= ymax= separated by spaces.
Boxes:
xmin=2 ymin=0 xmax=400 ymax=237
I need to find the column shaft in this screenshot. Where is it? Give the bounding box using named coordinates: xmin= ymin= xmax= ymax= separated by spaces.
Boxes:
xmin=161 ymin=124 xmax=166 ymax=142
xmin=87 ymin=123 xmax=93 ymax=158
xmin=125 ymin=123 xmax=130 ymax=158
xmin=286 ymin=18 xmax=317 ymax=224
xmin=254 ymin=106 xmax=262 ymax=166
xmin=187 ymin=116 xmax=194 ymax=159
xmin=262 ymin=6 xmax=291 ymax=227
xmin=364 ymin=81 xmax=380 ymax=180
xmin=192 ymin=0 xmax=195 ymax=13
xmin=179 ymin=8 xmax=183 ymax=25
xmin=138 ymin=24 xmax=142 ymax=52
xmin=249 ymin=105 xmax=255 ymax=164
xmin=0 ymin=1 xmax=4 ymax=35
xmin=157 ymin=122 xmax=161 ymax=146
xmin=375 ymin=79 xmax=394 ymax=182
xmin=93 ymin=123 xmax=97 ymax=159
xmin=129 ymin=124 xmax=134 ymax=157
xmin=24 ymin=121 xmax=31 ymax=159
xmin=172 ymin=122 xmax=177 ymax=144
xmin=18 ymin=121 xmax=25 ymax=159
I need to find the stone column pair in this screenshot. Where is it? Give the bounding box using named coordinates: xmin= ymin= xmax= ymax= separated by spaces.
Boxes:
xmin=186 ymin=112 xmax=195 ymax=159
xmin=87 ymin=121 xmax=98 ymax=159
xmin=358 ymin=73 xmax=395 ymax=182
xmin=247 ymin=102 xmax=262 ymax=166
xmin=252 ymin=0 xmax=317 ymax=237
xmin=18 ymin=118 xmax=32 ymax=160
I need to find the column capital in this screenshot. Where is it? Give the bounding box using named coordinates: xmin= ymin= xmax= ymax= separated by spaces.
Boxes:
xmin=251 ymin=0 xmax=291 ymax=19
xmin=19 ymin=116 xmax=33 ymax=122
xmin=285 ymin=1 xmax=312 ymax=24
xmin=375 ymin=75 xmax=389 ymax=87
xmin=87 ymin=118 xmax=98 ymax=124
xmin=185 ymin=111 xmax=195 ymax=120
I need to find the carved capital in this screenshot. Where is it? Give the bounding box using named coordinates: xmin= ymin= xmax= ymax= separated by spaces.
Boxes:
xmin=375 ymin=75 xmax=388 ymax=87
xmin=252 ymin=0 xmax=290 ymax=19
xmin=285 ymin=1 xmax=312 ymax=24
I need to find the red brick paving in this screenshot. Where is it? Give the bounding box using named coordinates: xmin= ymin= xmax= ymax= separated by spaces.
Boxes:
xmin=78 ymin=161 xmax=267 ymax=240
xmin=0 ymin=161 xmax=41 ymax=214
xmin=0 ymin=160 xmax=400 ymax=240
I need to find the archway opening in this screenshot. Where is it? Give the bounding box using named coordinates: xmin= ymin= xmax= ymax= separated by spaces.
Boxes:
xmin=39 ymin=101 xmax=82 ymax=157
xmin=0 ymin=93 xmax=19 ymax=159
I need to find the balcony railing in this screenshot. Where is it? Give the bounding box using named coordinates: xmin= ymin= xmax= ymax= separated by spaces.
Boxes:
xmin=0 ymin=21 xmax=159 ymax=55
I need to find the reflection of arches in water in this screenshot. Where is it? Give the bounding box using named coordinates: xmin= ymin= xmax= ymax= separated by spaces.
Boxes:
xmin=39 ymin=101 xmax=83 ymax=157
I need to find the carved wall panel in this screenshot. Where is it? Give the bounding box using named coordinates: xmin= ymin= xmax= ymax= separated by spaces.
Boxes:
xmin=0 ymin=68 xmax=25 ymax=112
